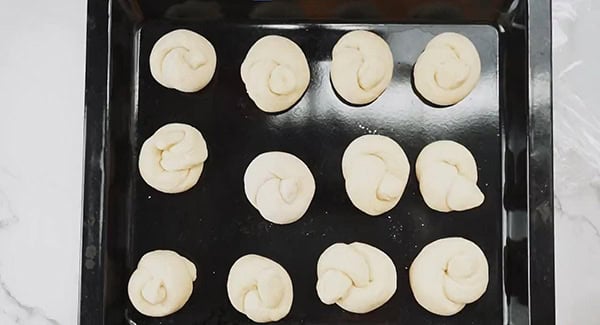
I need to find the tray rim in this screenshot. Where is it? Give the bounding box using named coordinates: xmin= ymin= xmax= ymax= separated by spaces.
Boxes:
xmin=526 ymin=0 xmax=555 ymax=322
xmin=79 ymin=1 xmax=555 ymax=324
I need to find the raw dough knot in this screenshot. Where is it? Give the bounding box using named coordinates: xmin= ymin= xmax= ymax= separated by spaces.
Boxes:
xmin=414 ymin=32 xmax=481 ymax=106
xmin=227 ymin=255 xmax=293 ymax=323
xmin=244 ymin=152 xmax=316 ymax=224
xmin=415 ymin=140 xmax=484 ymax=212
xmin=331 ymin=30 xmax=394 ymax=105
xmin=278 ymin=178 xmax=299 ymax=203
xmin=141 ymin=278 xmax=167 ymax=304
xmin=376 ymin=172 xmax=404 ymax=201
xmin=128 ymin=250 xmax=197 ymax=317
xmin=150 ymin=29 xmax=217 ymax=92
xmin=342 ymin=135 xmax=410 ymax=216
xmin=358 ymin=58 xmax=385 ymax=90
xmin=269 ymin=64 xmax=297 ymax=95
xmin=433 ymin=50 xmax=470 ymax=90
xmin=316 ymin=242 xmax=397 ymax=314
xmin=139 ymin=123 xmax=208 ymax=194
xmin=409 ymin=237 xmax=489 ymax=316
xmin=241 ymin=35 xmax=310 ymax=113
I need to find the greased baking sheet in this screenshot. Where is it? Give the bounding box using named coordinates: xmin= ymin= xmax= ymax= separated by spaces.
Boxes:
xmin=123 ymin=22 xmax=501 ymax=324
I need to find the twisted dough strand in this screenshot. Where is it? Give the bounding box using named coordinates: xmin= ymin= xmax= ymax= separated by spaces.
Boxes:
xmin=227 ymin=254 xmax=293 ymax=323
xmin=138 ymin=123 xmax=208 ymax=194
xmin=128 ymin=250 xmax=197 ymax=317
xmin=241 ymin=35 xmax=310 ymax=113
xmin=244 ymin=152 xmax=315 ymax=224
xmin=331 ymin=30 xmax=394 ymax=105
xmin=409 ymin=237 xmax=489 ymax=316
xmin=150 ymin=29 xmax=217 ymax=92
xmin=416 ymin=140 xmax=484 ymax=212
xmin=413 ymin=32 xmax=481 ymax=106
xmin=316 ymin=242 xmax=397 ymax=314
xmin=342 ymin=135 xmax=410 ymax=216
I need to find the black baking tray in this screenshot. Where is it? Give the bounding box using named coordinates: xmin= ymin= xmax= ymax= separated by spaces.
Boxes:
xmin=81 ymin=1 xmax=554 ymax=324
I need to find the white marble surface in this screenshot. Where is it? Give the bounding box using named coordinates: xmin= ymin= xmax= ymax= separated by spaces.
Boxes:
xmin=553 ymin=1 xmax=600 ymax=324
xmin=0 ymin=0 xmax=598 ymax=324
xmin=0 ymin=0 xmax=86 ymax=324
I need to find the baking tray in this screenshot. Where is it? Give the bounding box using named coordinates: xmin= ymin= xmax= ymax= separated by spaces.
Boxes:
xmin=81 ymin=1 xmax=554 ymax=324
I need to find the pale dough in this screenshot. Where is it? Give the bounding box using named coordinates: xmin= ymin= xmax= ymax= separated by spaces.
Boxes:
xmin=330 ymin=30 xmax=394 ymax=105
xmin=139 ymin=123 xmax=208 ymax=194
xmin=316 ymin=242 xmax=397 ymax=314
xmin=227 ymin=254 xmax=293 ymax=323
xmin=342 ymin=135 xmax=410 ymax=216
xmin=241 ymin=35 xmax=310 ymax=113
xmin=244 ymin=152 xmax=315 ymax=224
xmin=413 ymin=32 xmax=481 ymax=106
xmin=409 ymin=237 xmax=489 ymax=316
xmin=128 ymin=250 xmax=197 ymax=317
xmin=415 ymin=140 xmax=484 ymax=212
xmin=150 ymin=29 xmax=217 ymax=92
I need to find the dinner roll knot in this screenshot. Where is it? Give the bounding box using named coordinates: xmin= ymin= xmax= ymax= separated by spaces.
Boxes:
xmin=342 ymin=135 xmax=410 ymax=216
xmin=244 ymin=152 xmax=316 ymax=224
xmin=150 ymin=29 xmax=217 ymax=92
xmin=331 ymin=30 xmax=394 ymax=105
xmin=416 ymin=140 xmax=484 ymax=212
xmin=413 ymin=32 xmax=481 ymax=106
xmin=227 ymin=255 xmax=293 ymax=323
xmin=128 ymin=250 xmax=197 ymax=317
xmin=409 ymin=237 xmax=489 ymax=316
xmin=316 ymin=242 xmax=397 ymax=314
xmin=241 ymin=35 xmax=310 ymax=113
xmin=139 ymin=123 xmax=208 ymax=193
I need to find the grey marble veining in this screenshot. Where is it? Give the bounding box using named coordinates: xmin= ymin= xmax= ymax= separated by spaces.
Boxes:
xmin=0 ymin=169 xmax=59 ymax=325
xmin=0 ymin=276 xmax=60 ymax=325
xmin=0 ymin=190 xmax=18 ymax=229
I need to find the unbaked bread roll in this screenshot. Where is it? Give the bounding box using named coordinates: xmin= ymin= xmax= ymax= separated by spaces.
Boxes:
xmin=413 ymin=32 xmax=481 ymax=106
xmin=150 ymin=29 xmax=217 ymax=92
xmin=139 ymin=123 xmax=208 ymax=194
xmin=244 ymin=152 xmax=315 ymax=224
xmin=416 ymin=140 xmax=484 ymax=212
xmin=128 ymin=250 xmax=197 ymax=317
xmin=241 ymin=35 xmax=310 ymax=113
xmin=409 ymin=237 xmax=489 ymax=316
xmin=316 ymin=242 xmax=397 ymax=314
xmin=342 ymin=135 xmax=410 ymax=216
xmin=227 ymin=254 xmax=293 ymax=323
xmin=330 ymin=30 xmax=394 ymax=105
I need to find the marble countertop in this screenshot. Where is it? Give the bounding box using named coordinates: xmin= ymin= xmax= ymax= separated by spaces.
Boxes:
xmin=0 ymin=1 xmax=598 ymax=324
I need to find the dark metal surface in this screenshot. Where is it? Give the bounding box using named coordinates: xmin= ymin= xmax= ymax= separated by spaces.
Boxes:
xmin=526 ymin=0 xmax=555 ymax=323
xmin=127 ymin=23 xmax=501 ymax=325
xmin=80 ymin=0 xmax=110 ymax=323
xmin=80 ymin=1 xmax=554 ymax=324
